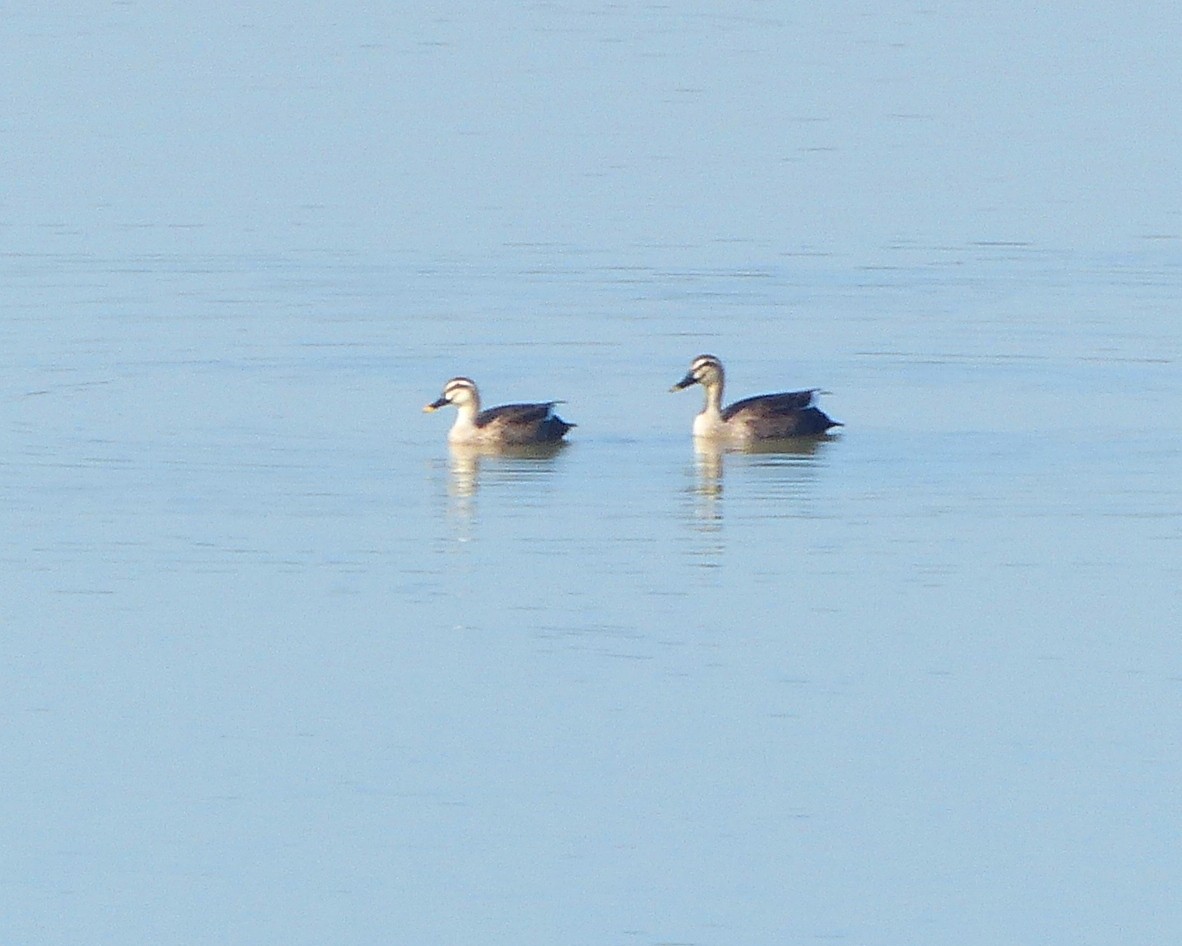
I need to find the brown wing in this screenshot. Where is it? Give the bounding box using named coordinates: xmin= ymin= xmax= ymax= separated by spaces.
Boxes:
xmin=724 ymin=391 xmax=840 ymax=438
xmin=746 ymin=406 xmax=840 ymax=438
xmin=721 ymin=389 xmax=818 ymax=421
xmin=475 ymin=402 xmax=574 ymax=443
xmin=474 ymin=402 xmax=558 ymax=428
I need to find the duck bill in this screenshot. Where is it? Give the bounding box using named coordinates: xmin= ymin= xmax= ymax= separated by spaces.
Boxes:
xmin=670 ymin=373 xmax=697 ymax=392
xmin=423 ymin=397 xmax=449 ymax=412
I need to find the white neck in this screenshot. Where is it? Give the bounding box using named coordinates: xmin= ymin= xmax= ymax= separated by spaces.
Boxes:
xmin=448 ymin=402 xmax=480 ymax=442
xmin=692 ymin=380 xmax=726 ymax=437
xmin=701 ymin=379 xmax=724 ymax=416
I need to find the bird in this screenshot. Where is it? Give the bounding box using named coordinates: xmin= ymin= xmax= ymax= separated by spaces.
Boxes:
xmin=423 ymin=376 xmax=575 ymax=445
xmin=670 ymin=354 xmax=841 ymax=442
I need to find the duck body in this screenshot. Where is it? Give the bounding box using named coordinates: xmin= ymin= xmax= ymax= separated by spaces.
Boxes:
xmin=424 ymin=377 xmax=574 ymax=445
xmin=673 ymin=354 xmax=840 ymax=443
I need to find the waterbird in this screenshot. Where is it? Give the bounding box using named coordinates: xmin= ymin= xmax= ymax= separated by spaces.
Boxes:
xmin=423 ymin=376 xmax=575 ymax=445
xmin=670 ymin=354 xmax=841 ymax=442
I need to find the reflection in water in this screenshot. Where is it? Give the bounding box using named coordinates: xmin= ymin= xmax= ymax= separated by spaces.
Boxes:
xmin=690 ymin=440 xmax=725 ymax=516
xmin=686 ymin=436 xmax=838 ymax=566
xmin=443 ymin=441 xmax=568 ymax=533
xmin=687 ymin=441 xmax=726 ymax=568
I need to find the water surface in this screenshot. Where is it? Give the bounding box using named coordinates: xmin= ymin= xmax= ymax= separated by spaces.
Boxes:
xmin=3 ymin=4 xmax=1181 ymax=946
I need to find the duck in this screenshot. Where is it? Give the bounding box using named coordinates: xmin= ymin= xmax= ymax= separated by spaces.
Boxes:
xmin=670 ymin=354 xmax=841 ymax=441
xmin=423 ymin=376 xmax=575 ymax=445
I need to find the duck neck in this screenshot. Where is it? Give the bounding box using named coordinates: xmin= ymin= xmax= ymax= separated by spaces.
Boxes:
xmin=450 ymin=396 xmax=481 ymax=436
xmin=701 ymin=379 xmax=724 ymax=418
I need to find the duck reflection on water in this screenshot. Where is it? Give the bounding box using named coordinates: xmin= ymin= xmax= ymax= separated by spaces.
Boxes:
xmin=442 ymin=441 xmax=570 ymax=538
xmin=688 ymin=433 xmax=838 ymax=529
xmin=446 ymin=441 xmax=568 ymax=497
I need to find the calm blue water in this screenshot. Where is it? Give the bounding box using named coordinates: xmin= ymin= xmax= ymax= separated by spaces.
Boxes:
xmin=3 ymin=4 xmax=1181 ymax=945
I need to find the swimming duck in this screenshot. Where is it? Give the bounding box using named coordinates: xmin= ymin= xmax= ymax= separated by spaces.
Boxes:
xmin=423 ymin=376 xmax=575 ymax=445
xmin=671 ymin=354 xmax=841 ymax=441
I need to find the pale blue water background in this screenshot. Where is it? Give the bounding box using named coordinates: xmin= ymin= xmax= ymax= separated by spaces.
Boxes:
xmin=3 ymin=4 xmax=1181 ymax=945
